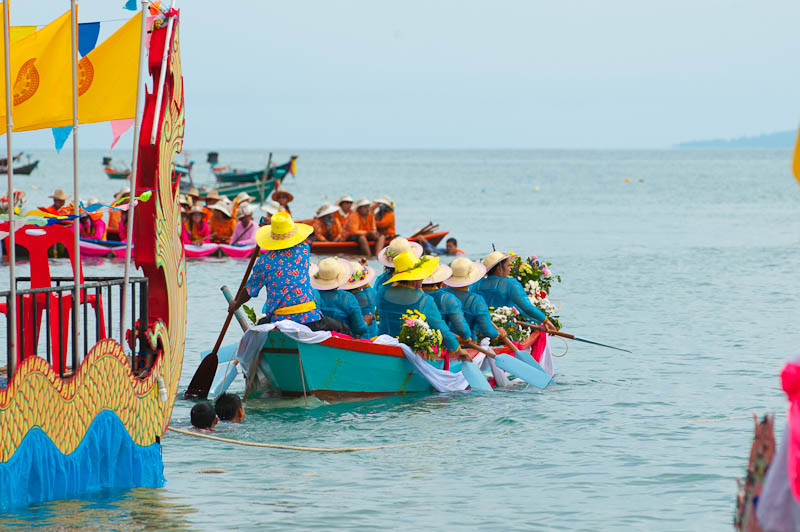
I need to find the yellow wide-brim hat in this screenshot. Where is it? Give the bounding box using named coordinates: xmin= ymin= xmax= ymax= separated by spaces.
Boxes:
xmin=309 ymin=257 xmax=353 ymax=290
xmin=255 ymin=211 xmax=314 ymax=250
xmin=339 ymin=261 xmax=376 ymax=290
xmin=443 ymin=258 xmax=487 ymax=288
xmin=384 ymin=253 xmax=439 ymax=285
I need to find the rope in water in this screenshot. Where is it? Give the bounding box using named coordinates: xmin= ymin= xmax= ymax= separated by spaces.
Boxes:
xmin=166 ymin=426 xmax=453 ymax=453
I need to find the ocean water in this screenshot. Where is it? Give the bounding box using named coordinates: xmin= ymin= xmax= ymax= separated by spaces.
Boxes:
xmin=1 ymin=149 xmax=799 ymax=531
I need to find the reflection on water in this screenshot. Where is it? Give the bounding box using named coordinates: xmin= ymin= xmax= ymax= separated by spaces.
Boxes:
xmin=0 ymin=488 xmax=197 ymax=531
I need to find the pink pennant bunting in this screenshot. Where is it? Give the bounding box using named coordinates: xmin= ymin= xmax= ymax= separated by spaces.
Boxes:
xmin=110 ymin=118 xmax=135 ymax=150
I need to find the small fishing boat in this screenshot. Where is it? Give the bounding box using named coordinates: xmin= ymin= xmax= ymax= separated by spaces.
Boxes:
xmin=1 ymin=159 xmax=39 ymax=175
xmin=247 ymin=330 xmax=540 ymax=400
xmin=310 ymin=230 xmax=449 ymax=255
xmin=211 ymin=154 xmax=297 ymax=184
xmin=198 ymin=178 xmax=280 ymax=203
xmin=104 ymin=156 xmax=192 ymax=180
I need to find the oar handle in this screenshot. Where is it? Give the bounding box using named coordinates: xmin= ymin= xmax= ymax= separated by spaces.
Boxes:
xmin=462 ymin=339 xmax=496 ymax=358
xmin=514 ymin=319 xmax=574 ymax=340
xmin=211 ymin=246 xmax=260 ymax=357
xmin=501 ymin=335 xmax=520 ymax=352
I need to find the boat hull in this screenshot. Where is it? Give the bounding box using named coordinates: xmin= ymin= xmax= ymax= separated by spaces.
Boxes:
xmin=214 ymin=169 xmax=265 ymax=183
xmin=257 ymin=331 xmax=434 ymax=400
xmin=310 ymin=231 xmax=448 ymax=255
xmin=199 ymin=179 xmax=279 ymax=203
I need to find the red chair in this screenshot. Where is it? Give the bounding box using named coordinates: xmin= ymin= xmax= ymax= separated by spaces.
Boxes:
xmin=0 ymin=223 xmax=106 ymax=373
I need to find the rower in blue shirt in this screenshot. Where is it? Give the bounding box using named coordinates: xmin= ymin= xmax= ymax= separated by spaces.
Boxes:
xmin=340 ymin=260 xmax=378 ymax=338
xmin=443 ymin=257 xmax=508 ymax=342
xmin=473 ymin=251 xmax=556 ymax=331
xmin=310 ymin=257 xmax=370 ymax=338
xmin=374 ymin=237 xmax=423 ymax=301
xmin=376 ymin=251 xmax=469 ymax=360
xmin=421 ymin=264 xmax=471 ymax=341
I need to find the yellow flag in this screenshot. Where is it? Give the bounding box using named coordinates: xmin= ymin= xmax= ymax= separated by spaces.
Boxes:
xmin=793 ymin=126 xmax=800 ymax=185
xmin=9 ymin=26 xmax=36 ymax=44
xmin=75 ymin=13 xmax=140 ymax=124
xmin=7 ymin=11 xmax=72 ymax=132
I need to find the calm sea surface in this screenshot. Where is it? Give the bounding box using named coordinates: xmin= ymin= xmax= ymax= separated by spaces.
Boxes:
xmin=1 ymin=149 xmax=799 ymax=531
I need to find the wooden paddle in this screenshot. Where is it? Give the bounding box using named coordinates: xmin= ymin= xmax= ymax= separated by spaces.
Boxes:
xmin=185 ymin=246 xmax=261 ymax=398
xmin=409 ymin=221 xmax=434 ymax=239
xmin=499 ymin=335 xmax=548 ymax=373
xmin=463 ymin=339 xmax=551 ymax=389
xmin=514 ymin=320 xmax=632 ymax=353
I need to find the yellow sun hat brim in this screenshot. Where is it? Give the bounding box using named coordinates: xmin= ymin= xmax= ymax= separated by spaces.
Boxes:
xmin=385 ymin=256 xmax=440 ymax=285
xmin=255 ymin=222 xmax=314 ymax=250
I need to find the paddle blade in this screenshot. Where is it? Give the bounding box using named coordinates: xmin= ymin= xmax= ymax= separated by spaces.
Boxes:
xmin=185 ymin=353 xmax=218 ymax=399
xmin=209 ymin=360 xmax=239 ymax=398
xmin=514 ymin=349 xmax=548 ymax=374
xmin=461 ymin=360 xmax=493 ymax=392
xmin=495 ymin=353 xmax=552 ymax=389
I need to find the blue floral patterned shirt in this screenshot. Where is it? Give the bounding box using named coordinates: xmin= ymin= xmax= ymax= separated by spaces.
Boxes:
xmin=245 ymin=243 xmax=322 ymax=324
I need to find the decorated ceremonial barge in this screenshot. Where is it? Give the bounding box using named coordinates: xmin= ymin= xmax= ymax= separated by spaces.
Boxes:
xmin=0 ymin=13 xmax=186 ymax=509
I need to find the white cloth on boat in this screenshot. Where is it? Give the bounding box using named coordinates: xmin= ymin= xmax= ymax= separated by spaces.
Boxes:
xmin=478 ymin=339 xmax=512 ymax=388
xmin=235 ymin=320 xmax=331 ymax=377
xmin=372 ymin=335 xmax=468 ymax=392
xmin=540 ymin=336 xmax=554 ymax=377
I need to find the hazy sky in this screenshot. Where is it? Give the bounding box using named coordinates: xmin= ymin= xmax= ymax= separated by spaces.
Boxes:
xmin=11 ymin=1 xmax=800 ymax=150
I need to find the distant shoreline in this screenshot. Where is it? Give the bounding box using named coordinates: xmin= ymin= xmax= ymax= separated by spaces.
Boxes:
xmin=675 ymin=129 xmax=795 ymax=149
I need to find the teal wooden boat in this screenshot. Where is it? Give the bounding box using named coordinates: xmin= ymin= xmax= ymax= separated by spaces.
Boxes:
xmin=199 ymin=178 xmax=279 ymax=203
xmin=213 ymin=156 xmax=297 ymax=184
xmin=250 ymin=330 xmax=539 ymax=400
xmin=255 ymin=330 xmax=436 ymax=400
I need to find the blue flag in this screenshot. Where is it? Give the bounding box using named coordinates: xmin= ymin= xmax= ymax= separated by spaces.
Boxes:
xmin=123 ymin=0 xmax=137 ymax=10
xmin=52 ymin=127 xmax=72 ymax=152
xmin=77 ymin=22 xmax=100 ymax=57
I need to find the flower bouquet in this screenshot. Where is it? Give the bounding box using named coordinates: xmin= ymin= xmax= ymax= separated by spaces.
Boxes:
xmin=509 ymin=254 xmax=563 ymax=330
xmin=489 ymin=306 xmax=527 ymax=342
xmin=0 ymin=190 xmax=25 ymax=216
xmin=398 ymin=309 xmax=443 ymax=361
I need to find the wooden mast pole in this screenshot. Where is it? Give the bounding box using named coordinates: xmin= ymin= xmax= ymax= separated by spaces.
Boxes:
xmin=69 ymin=0 xmax=82 ymax=363
xmin=3 ymin=0 xmax=16 ymax=376
xmin=120 ymin=1 xmax=150 ymax=346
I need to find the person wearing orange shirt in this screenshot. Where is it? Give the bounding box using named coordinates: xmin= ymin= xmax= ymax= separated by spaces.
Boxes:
xmin=203 ymin=189 xmax=223 ymax=223
xmin=313 ymin=202 xmax=343 ymax=242
xmin=333 ymin=194 xmax=353 ymax=228
xmin=208 ymin=203 xmax=236 ymax=244
xmin=342 ymin=197 xmax=384 ymax=256
xmin=42 ymin=189 xmax=72 ymax=216
xmin=374 ymin=195 xmax=396 ymax=239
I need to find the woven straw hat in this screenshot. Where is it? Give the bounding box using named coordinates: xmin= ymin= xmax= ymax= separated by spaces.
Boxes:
xmin=482 ymin=251 xmax=509 ymax=272
xmin=443 ymin=258 xmax=486 ymax=288
xmin=263 ymin=200 xmax=281 ymax=216
xmin=255 ymin=211 xmax=313 ymax=250
xmin=422 ymin=264 xmax=453 ymax=286
xmin=211 ymin=203 xmax=232 ymax=217
xmin=378 ymin=237 xmax=423 ymax=268
xmin=309 ymin=257 xmax=353 ymax=290
xmin=336 ymin=194 xmax=354 ymax=206
xmin=49 ymin=189 xmax=71 ymax=201
xmin=375 ymin=195 xmax=394 ymax=209
xmin=316 ymin=202 xmax=339 ymax=218
xmin=271 ymin=188 xmax=294 ymax=202
xmin=236 ymin=204 xmax=254 ymax=219
xmin=114 ymin=186 xmax=131 ymax=200
xmin=205 ymin=189 xmax=222 ymax=201
xmin=384 ymin=253 xmax=439 ymax=285
xmin=189 ymin=205 xmax=205 ymax=216
xmin=236 ymin=192 xmax=255 ymax=203
xmin=340 ymin=261 xmax=376 ymax=290
xmin=353 ymin=197 xmax=371 ymax=209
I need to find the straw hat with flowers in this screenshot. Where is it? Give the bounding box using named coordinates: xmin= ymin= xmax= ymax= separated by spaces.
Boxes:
xmin=384 ymin=253 xmax=439 ymax=285
xmin=309 ymin=257 xmax=353 ymax=290
xmin=255 ymin=211 xmax=313 ymax=250
xmin=443 ymin=258 xmax=487 ymax=288
xmin=340 ymin=261 xmax=376 ymax=290
xmin=378 ymin=237 xmax=423 ymax=268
